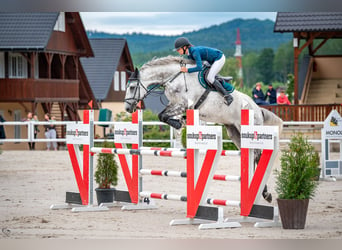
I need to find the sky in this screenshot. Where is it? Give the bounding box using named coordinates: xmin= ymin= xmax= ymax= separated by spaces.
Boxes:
xmin=80 ymin=12 xmax=277 ymax=36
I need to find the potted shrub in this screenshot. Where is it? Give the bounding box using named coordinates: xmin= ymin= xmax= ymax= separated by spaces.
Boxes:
xmin=275 ymin=133 xmax=319 ymax=229
xmin=94 ymin=141 xmax=118 ymax=205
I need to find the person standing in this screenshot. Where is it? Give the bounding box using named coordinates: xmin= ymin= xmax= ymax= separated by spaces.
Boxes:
xmin=31 ymin=114 xmax=40 ymax=150
xmin=252 ymin=82 xmax=269 ymax=105
xmin=0 ymin=114 xmax=6 ymax=142
xmin=25 ymin=112 xmax=34 ymax=150
xmin=44 ymin=113 xmax=57 ymax=151
xmin=266 ymin=83 xmax=277 ymax=104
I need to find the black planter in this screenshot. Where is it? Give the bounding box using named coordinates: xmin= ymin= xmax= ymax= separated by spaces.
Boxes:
xmin=277 ymin=198 xmax=309 ymax=229
xmin=95 ymin=188 xmax=116 ymax=205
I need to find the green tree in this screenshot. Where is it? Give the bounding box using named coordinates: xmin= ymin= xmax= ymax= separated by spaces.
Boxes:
xmin=242 ymin=52 xmax=259 ymax=88
xmin=273 ymin=42 xmax=294 ymax=83
xmin=257 ymin=48 xmax=275 ymax=84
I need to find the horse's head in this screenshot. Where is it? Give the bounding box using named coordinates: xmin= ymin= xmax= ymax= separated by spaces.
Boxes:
xmin=124 ymin=68 xmax=146 ymax=113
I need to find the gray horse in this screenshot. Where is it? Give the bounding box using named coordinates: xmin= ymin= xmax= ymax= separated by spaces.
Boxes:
xmin=124 ymin=55 xmax=283 ymax=202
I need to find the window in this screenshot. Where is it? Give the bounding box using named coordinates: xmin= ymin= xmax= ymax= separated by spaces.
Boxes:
xmin=54 ymin=12 xmax=65 ymax=32
xmin=114 ymin=71 xmax=119 ymax=91
xmin=0 ymin=52 xmax=4 ymax=78
xmin=121 ymin=71 xmax=126 ymax=91
xmin=9 ymin=53 xmax=27 ymax=78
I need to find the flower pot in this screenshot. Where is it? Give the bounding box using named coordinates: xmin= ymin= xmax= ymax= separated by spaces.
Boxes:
xmin=277 ymin=198 xmax=309 ymax=229
xmin=95 ymin=188 xmax=116 ymax=205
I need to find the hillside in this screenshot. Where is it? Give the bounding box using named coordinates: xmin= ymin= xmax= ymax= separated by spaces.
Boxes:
xmin=87 ymin=18 xmax=292 ymax=66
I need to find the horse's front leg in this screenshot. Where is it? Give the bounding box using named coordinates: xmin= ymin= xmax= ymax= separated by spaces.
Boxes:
xmin=158 ymin=104 xmax=185 ymax=130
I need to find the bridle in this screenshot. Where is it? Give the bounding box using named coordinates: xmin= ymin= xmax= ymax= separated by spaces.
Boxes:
xmin=124 ymin=70 xmax=183 ymax=111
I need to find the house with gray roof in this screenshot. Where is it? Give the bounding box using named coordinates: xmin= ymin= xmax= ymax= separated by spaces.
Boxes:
xmin=0 ymin=12 xmax=98 ymax=150
xmin=274 ymin=12 xmax=342 ymax=105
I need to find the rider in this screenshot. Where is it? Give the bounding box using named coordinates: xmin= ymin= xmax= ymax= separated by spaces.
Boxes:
xmin=174 ymin=37 xmax=233 ymax=106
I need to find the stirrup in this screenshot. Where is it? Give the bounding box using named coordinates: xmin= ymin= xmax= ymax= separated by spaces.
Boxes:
xmin=223 ymin=95 xmax=233 ymax=106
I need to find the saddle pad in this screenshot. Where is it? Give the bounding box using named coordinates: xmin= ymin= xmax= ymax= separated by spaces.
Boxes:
xmin=198 ymin=69 xmax=235 ymax=94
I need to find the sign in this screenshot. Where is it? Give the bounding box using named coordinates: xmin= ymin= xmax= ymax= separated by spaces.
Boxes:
xmin=186 ymin=125 xmax=221 ymax=150
xmin=323 ymin=110 xmax=342 ymax=139
xmin=66 ymin=123 xmax=90 ymax=145
xmin=114 ymin=122 xmax=139 ymax=144
xmin=241 ymin=125 xmax=278 ymax=150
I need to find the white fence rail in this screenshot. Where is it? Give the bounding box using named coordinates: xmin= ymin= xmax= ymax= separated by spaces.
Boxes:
xmin=0 ymin=120 xmax=324 ymax=146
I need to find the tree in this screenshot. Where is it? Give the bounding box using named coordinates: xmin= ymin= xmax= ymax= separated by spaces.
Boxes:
xmin=273 ymin=42 xmax=294 ymax=83
xmin=220 ymin=57 xmax=238 ymax=86
xmin=257 ymin=48 xmax=275 ymax=84
xmin=242 ymin=52 xmax=259 ymax=88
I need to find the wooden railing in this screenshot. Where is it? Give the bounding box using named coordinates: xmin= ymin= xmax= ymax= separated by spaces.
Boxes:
xmin=260 ymin=104 xmax=342 ymax=121
xmin=0 ymin=78 xmax=79 ymax=102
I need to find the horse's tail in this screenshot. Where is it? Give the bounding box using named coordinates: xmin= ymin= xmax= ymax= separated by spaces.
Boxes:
xmin=260 ymin=108 xmax=283 ymax=135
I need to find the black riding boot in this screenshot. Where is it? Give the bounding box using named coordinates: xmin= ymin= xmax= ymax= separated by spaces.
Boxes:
xmin=212 ymin=80 xmax=233 ymax=106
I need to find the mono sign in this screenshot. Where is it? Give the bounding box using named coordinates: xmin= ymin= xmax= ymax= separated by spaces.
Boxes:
xmin=241 ymin=125 xmax=278 ymax=150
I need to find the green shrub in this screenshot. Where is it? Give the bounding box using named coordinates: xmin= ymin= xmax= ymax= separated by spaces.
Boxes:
xmin=275 ymin=133 xmax=319 ymax=200
xmin=94 ymin=141 xmax=118 ymax=189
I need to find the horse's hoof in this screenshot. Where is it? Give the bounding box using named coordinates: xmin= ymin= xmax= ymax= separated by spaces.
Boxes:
xmin=263 ymin=192 xmax=272 ymax=203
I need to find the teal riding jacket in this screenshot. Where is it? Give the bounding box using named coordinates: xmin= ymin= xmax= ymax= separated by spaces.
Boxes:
xmin=187 ymin=46 xmax=223 ymax=73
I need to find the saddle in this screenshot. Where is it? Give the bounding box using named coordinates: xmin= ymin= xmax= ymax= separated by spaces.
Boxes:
xmin=193 ymin=65 xmax=235 ymax=109
xmin=198 ymin=65 xmax=235 ymax=93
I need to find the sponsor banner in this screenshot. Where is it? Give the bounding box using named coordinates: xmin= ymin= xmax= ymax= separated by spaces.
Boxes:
xmin=241 ymin=125 xmax=278 ymax=150
xmin=324 ymin=110 xmax=342 ymax=139
xmin=66 ymin=123 xmax=90 ymax=145
xmin=114 ymin=122 xmax=139 ymax=144
xmin=186 ymin=125 xmax=221 ymax=150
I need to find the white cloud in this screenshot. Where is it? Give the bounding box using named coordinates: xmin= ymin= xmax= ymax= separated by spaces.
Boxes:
xmin=80 ymin=12 xmax=276 ymax=36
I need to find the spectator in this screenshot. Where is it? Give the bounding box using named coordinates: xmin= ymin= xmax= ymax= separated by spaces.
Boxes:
xmin=277 ymin=90 xmax=292 ymax=105
xmin=0 ymin=114 xmax=6 ymax=142
xmin=44 ymin=113 xmax=58 ymax=151
xmin=31 ymin=114 xmax=40 ymax=150
xmin=252 ymin=82 xmax=269 ymax=105
xmin=266 ymin=83 xmax=277 ymax=104
xmin=25 ymin=112 xmax=34 ymax=150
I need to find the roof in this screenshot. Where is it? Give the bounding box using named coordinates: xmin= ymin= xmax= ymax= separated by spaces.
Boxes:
xmin=0 ymin=12 xmax=58 ymax=50
xmin=80 ymin=38 xmax=127 ymax=101
xmin=274 ymin=12 xmax=342 ymax=33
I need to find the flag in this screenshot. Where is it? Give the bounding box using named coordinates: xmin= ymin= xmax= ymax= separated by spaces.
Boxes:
xmin=88 ymin=100 xmax=93 ymax=109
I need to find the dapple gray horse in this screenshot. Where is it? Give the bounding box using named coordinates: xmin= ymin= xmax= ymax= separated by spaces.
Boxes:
xmin=124 ymin=55 xmax=283 ymax=202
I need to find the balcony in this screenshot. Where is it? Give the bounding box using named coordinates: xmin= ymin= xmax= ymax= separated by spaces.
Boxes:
xmin=0 ymin=78 xmax=79 ymax=102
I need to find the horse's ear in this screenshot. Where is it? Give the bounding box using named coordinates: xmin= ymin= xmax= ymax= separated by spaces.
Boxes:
xmin=134 ymin=67 xmax=140 ymax=78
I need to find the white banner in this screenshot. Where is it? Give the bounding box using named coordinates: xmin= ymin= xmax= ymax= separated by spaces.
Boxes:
xmin=241 ymin=125 xmax=278 ymax=150
xmin=186 ymin=125 xmax=221 ymax=150
xmin=66 ymin=123 xmax=90 ymax=145
xmin=114 ymin=122 xmax=139 ymax=144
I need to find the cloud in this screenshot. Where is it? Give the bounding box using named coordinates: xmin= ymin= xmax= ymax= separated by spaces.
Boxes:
xmin=80 ymin=12 xmax=276 ymax=36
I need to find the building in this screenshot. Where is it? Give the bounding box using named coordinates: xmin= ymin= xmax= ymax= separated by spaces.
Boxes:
xmin=0 ymin=12 xmax=98 ymax=149
xmin=80 ymin=38 xmax=134 ymax=137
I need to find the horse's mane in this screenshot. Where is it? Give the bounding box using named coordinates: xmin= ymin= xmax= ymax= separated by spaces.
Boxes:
xmin=140 ymin=55 xmax=195 ymax=71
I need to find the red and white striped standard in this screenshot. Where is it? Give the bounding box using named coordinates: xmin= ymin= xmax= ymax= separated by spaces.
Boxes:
xmin=90 ymin=147 xmax=186 ymax=158
xmin=140 ymin=191 xmax=187 ymax=202
xmin=140 ymin=169 xmax=240 ymax=181
xmin=140 ymin=147 xmax=240 ymax=156
xmin=206 ymin=198 xmax=240 ymax=207
xmin=140 ymin=191 xmax=240 ymax=207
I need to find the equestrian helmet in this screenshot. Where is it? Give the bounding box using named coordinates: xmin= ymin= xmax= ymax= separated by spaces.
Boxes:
xmin=174 ymin=37 xmax=191 ymax=51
